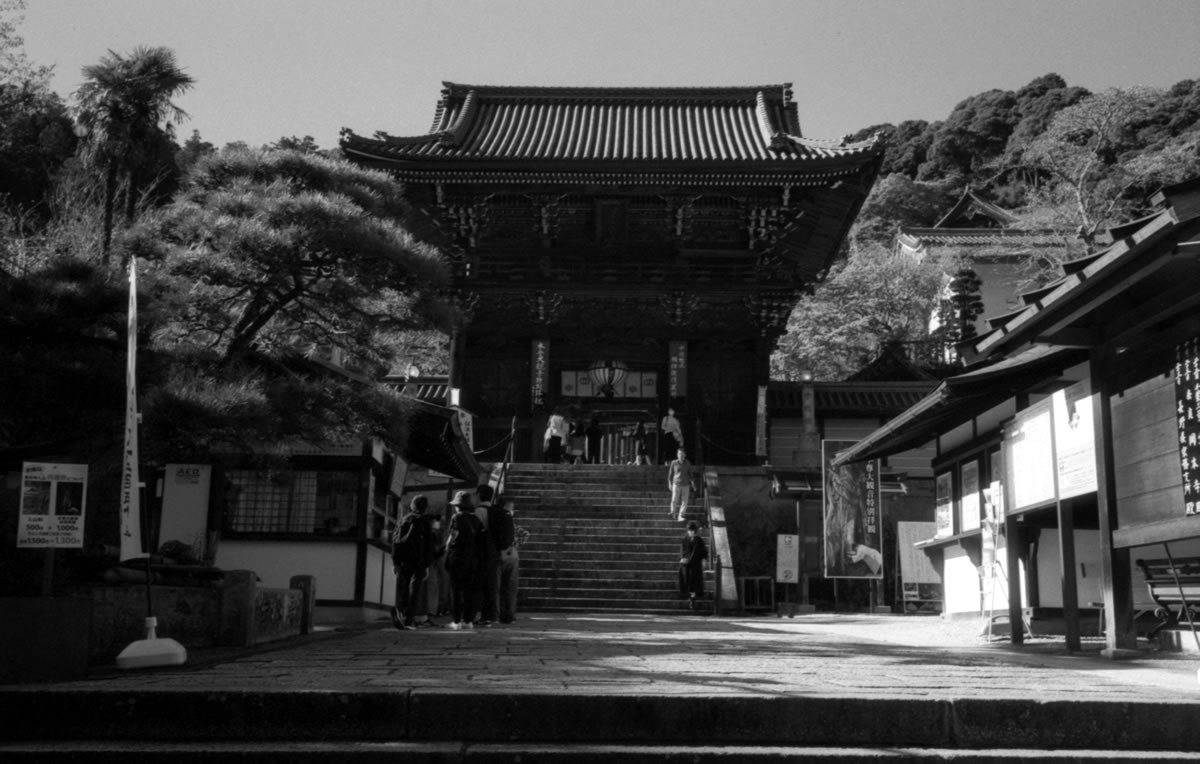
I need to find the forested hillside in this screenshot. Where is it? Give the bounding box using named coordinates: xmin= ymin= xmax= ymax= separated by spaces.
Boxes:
xmin=773 ymin=73 xmax=1200 ymax=381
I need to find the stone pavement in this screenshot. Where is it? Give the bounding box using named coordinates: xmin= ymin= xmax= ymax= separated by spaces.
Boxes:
xmin=63 ymin=611 xmax=1200 ymax=699
xmin=5 ymin=612 xmax=1200 ymax=759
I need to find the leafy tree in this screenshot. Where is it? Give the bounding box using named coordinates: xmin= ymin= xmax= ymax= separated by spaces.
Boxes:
xmin=120 ymin=147 xmax=453 ymax=459
xmin=771 ymin=245 xmax=948 ymax=381
xmin=848 ymin=174 xmax=959 ymax=251
xmin=0 ymin=0 xmax=75 ymax=226
xmin=1020 ymin=86 xmax=1194 ymax=247
xmin=920 ymin=89 xmax=1020 ymax=182
xmin=945 ymin=267 xmax=984 ymax=342
xmin=72 ymin=45 xmax=194 ymax=261
xmin=175 ymin=129 xmax=215 ymax=173
xmin=0 ymin=256 xmax=127 ymax=449
xmin=271 ymin=135 xmax=320 ymax=153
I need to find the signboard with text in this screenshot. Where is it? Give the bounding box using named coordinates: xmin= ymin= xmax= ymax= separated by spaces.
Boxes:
xmin=668 ymin=341 xmax=687 ymax=399
xmin=776 ymin=533 xmax=799 ymax=583
xmin=1176 ymin=337 xmax=1200 ymax=516
xmin=531 ymin=338 xmax=549 ymax=410
xmin=822 ymin=441 xmax=883 ymax=579
xmin=18 ymin=462 xmax=88 ymax=549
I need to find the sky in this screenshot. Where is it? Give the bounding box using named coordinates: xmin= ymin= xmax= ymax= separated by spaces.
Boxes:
xmin=18 ymin=0 xmax=1200 ymax=151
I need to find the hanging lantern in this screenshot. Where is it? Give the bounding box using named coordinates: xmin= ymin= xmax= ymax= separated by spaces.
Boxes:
xmin=588 ymin=359 xmax=628 ymax=399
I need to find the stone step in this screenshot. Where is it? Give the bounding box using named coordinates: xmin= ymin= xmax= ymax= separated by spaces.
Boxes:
xmin=5 ymin=684 xmax=1198 ymax=754
xmin=521 ymin=549 xmax=681 ymax=562
xmin=4 ymin=741 xmax=1192 ymax=762
xmin=522 ymin=563 xmax=679 ymax=576
xmin=521 ymin=578 xmax=679 ymax=592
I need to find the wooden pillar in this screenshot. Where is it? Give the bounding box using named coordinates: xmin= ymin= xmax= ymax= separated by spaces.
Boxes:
xmin=447 ymin=329 xmax=465 ymax=406
xmin=1005 ymin=514 xmax=1024 ymax=645
xmin=1091 ymin=350 xmax=1137 ymax=653
xmin=1057 ymin=497 xmax=1081 ymax=651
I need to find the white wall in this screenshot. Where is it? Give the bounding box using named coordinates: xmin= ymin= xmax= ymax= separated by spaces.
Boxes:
xmin=943 ymin=538 xmax=1025 ymax=615
xmin=215 ymin=540 xmax=358 ymax=599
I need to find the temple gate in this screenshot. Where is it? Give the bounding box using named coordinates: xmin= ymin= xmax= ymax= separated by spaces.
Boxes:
xmin=342 ymin=83 xmax=883 ymax=464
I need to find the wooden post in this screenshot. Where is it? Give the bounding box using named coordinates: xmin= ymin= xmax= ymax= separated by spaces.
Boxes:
xmin=1005 ymin=513 xmax=1024 ymax=645
xmin=1091 ymin=350 xmax=1137 ymax=652
xmin=1057 ymin=496 xmax=1081 ymax=650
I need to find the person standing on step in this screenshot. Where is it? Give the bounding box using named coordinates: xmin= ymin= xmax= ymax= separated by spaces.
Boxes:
xmin=475 ymin=483 xmax=501 ymax=626
xmin=543 ymin=409 xmax=569 ymax=463
xmin=633 ymin=420 xmax=651 ymax=465
xmin=492 ymin=493 xmax=529 ymax=624
xmin=661 ymin=408 xmax=683 ymax=464
xmin=678 ymin=521 xmax=708 ymax=609
xmin=391 ymin=494 xmax=434 ymax=630
xmin=585 ymin=414 xmax=603 ymax=464
xmin=667 ymin=448 xmax=693 ymax=521
xmin=444 ymin=490 xmax=484 ymax=630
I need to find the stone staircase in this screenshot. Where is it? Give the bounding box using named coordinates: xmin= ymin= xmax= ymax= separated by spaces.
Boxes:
xmin=504 ymin=463 xmax=703 ymax=614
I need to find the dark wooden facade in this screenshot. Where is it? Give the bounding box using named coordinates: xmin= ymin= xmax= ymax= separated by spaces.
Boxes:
xmin=342 ymin=83 xmax=884 ymax=462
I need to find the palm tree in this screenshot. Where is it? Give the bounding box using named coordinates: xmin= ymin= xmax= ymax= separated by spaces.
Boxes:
xmin=73 ymin=45 xmax=193 ymax=262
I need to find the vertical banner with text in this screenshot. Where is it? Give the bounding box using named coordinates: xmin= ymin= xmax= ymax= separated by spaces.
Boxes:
xmin=120 ymin=260 xmax=145 ymax=560
xmin=668 ymin=340 xmax=687 ymax=400
xmin=531 ymin=338 xmax=549 ymax=412
xmin=822 ymin=441 xmax=883 ymax=579
xmin=1176 ymin=336 xmax=1200 ymax=516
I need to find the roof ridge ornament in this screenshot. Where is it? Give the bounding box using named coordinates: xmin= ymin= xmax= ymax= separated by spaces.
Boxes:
xmin=438 ymin=89 xmax=478 ymax=148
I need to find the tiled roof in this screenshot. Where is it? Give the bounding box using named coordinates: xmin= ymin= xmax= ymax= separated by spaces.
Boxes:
xmin=934 ymin=188 xmax=1020 ymax=228
xmin=768 ymin=382 xmax=935 ymax=416
xmin=341 ymin=82 xmax=881 ymax=168
xmin=897 ymin=228 xmax=1063 ymax=248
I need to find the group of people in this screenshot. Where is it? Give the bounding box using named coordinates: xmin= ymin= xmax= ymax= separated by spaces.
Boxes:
xmin=543 ymin=412 xmax=603 ymax=464
xmin=543 ymin=408 xmax=686 ymax=467
xmin=391 ymin=484 xmax=528 ymax=631
xmin=392 ymin=442 xmax=705 ymax=625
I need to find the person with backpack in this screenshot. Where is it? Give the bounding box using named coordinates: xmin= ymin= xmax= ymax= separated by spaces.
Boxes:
xmin=391 ymin=494 xmax=434 ymax=630
xmin=492 ymin=494 xmax=529 ymax=624
xmin=444 ymin=490 xmax=484 ymax=630
xmin=475 ymin=483 xmax=501 ymax=626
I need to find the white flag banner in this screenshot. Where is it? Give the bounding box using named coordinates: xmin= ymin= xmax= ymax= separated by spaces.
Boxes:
xmin=119 ymin=260 xmax=145 ymax=561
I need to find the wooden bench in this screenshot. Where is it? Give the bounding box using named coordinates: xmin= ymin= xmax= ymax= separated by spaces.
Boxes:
xmin=1135 ymin=557 xmax=1200 ymax=639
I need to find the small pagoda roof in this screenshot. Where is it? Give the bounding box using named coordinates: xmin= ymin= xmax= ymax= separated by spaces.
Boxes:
xmin=935 ymin=188 xmax=1020 ymax=229
xmin=340 ymin=82 xmax=882 ymax=182
xmin=897 ymin=188 xmax=1060 ymax=253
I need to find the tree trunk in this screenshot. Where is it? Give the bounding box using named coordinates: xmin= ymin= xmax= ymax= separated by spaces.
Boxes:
xmin=101 ymin=163 xmax=118 ymax=264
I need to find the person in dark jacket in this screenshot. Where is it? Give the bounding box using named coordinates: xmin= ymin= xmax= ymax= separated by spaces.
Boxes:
xmin=678 ymin=521 xmax=708 ymax=610
xmin=445 ymin=490 xmax=484 ymax=630
xmin=391 ymin=494 xmax=435 ymax=630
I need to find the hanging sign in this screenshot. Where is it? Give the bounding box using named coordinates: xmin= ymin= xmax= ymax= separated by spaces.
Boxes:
xmin=18 ymin=462 xmax=88 ymax=548
xmin=668 ymin=340 xmax=687 ymax=399
xmin=821 ymin=441 xmax=883 ymax=579
xmin=531 ymin=338 xmax=549 ymax=411
xmin=935 ymin=472 xmax=953 ymax=538
xmin=1177 ymin=336 xmax=1200 ymax=516
xmin=1052 ymin=380 xmax=1097 ymax=499
xmin=755 ymin=385 xmax=768 ymax=457
xmin=776 ymin=533 xmax=799 ymax=583
xmin=1003 ymin=397 xmax=1055 ymax=513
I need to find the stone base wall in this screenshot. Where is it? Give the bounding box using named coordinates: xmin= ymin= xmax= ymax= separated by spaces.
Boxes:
xmin=80 ymin=571 xmax=316 ymax=664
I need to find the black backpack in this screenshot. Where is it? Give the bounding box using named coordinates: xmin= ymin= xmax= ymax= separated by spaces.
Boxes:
xmin=489 ymin=506 xmax=515 ymax=550
xmin=391 ymin=513 xmax=426 ymax=567
xmin=446 ymin=512 xmax=480 ymax=564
